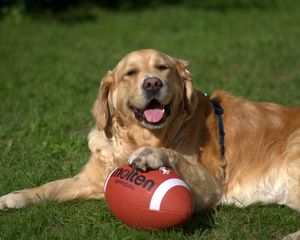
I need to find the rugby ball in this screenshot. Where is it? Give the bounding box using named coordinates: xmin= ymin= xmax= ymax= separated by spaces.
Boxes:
xmin=104 ymin=163 xmax=193 ymax=230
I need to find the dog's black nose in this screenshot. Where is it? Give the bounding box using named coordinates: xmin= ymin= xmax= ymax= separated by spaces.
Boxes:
xmin=142 ymin=77 xmax=163 ymax=93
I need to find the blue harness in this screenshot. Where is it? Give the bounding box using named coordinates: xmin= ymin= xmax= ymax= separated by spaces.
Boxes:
xmin=211 ymin=100 xmax=225 ymax=157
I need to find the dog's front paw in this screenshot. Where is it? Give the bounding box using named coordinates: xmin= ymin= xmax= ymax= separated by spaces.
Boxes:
xmin=128 ymin=147 xmax=169 ymax=171
xmin=282 ymin=230 xmax=300 ymax=240
xmin=0 ymin=191 xmax=28 ymax=210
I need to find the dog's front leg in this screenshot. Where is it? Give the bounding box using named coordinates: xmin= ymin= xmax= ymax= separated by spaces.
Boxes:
xmin=0 ymin=154 xmax=114 ymax=210
xmin=128 ymin=146 xmax=222 ymax=211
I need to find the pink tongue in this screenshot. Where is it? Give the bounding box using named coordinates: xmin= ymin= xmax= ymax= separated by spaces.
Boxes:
xmin=144 ymin=109 xmax=164 ymax=123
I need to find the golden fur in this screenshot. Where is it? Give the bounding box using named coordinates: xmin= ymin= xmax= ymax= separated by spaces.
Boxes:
xmin=1 ymin=50 xmax=300 ymax=235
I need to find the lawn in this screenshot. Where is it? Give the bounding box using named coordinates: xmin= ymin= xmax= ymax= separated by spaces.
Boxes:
xmin=1 ymin=2 xmax=300 ymax=239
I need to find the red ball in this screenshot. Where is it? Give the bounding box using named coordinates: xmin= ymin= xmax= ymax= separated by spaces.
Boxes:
xmin=104 ymin=163 xmax=193 ymax=230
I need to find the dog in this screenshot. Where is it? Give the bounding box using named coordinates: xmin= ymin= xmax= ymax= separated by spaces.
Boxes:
xmin=1 ymin=49 xmax=300 ymax=237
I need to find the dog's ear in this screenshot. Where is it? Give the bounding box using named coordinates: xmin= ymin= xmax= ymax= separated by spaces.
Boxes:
xmin=92 ymin=71 xmax=114 ymax=131
xmin=174 ymin=59 xmax=198 ymax=113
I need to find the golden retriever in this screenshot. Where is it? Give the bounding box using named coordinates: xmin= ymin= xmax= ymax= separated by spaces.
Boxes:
xmin=1 ymin=49 xmax=300 ymax=237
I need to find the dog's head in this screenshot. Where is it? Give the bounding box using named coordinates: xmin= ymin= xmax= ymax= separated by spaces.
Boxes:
xmin=93 ymin=49 xmax=198 ymax=132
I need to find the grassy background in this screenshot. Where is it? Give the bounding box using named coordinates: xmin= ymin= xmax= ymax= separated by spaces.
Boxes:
xmin=1 ymin=2 xmax=300 ymax=239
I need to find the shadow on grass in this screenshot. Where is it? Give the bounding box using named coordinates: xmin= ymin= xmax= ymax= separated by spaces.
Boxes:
xmin=28 ymin=8 xmax=99 ymax=24
xmin=179 ymin=210 xmax=215 ymax=235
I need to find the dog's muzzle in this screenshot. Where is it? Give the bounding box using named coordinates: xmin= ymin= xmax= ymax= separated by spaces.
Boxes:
xmin=129 ymin=76 xmax=171 ymax=128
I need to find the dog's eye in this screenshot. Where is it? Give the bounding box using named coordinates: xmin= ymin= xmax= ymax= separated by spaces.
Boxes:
xmin=157 ymin=65 xmax=168 ymax=71
xmin=125 ymin=69 xmax=137 ymax=77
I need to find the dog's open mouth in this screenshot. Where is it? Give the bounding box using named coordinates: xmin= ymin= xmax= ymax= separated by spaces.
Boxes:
xmin=130 ymin=99 xmax=171 ymax=126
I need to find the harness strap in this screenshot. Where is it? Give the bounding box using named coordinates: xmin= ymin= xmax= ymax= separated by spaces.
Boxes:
xmin=211 ymin=100 xmax=225 ymax=157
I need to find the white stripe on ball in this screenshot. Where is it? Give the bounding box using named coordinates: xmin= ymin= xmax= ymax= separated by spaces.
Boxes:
xmin=149 ymin=178 xmax=190 ymax=211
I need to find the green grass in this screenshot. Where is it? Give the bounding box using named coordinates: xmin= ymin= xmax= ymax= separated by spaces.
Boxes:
xmin=1 ymin=3 xmax=300 ymax=239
